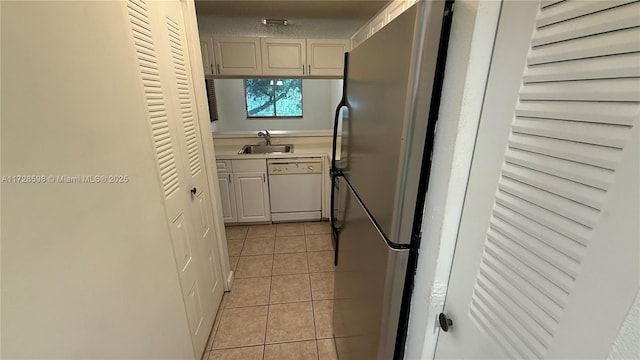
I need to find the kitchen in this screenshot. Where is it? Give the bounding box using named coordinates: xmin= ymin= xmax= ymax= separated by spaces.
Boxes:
xmin=2 ymin=1 xmax=638 ymax=360
xmin=198 ymin=7 xmax=352 ymax=227
xmin=195 ymin=2 xmax=384 ymax=359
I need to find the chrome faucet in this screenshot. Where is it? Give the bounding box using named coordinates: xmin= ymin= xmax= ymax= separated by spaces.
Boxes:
xmin=258 ymin=130 xmax=271 ymax=145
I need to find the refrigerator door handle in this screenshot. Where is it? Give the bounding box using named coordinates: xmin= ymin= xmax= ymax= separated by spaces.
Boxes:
xmin=331 ymin=104 xmax=345 ymax=175
xmin=331 ymin=52 xmax=349 ymax=174
xmin=330 ymin=174 xmax=340 ymax=266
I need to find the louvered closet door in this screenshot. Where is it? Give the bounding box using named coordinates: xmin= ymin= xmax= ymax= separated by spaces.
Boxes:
xmin=125 ymin=0 xmax=223 ymax=356
xmin=435 ymin=1 xmax=639 ymax=359
xmin=158 ymin=1 xmax=224 ymax=336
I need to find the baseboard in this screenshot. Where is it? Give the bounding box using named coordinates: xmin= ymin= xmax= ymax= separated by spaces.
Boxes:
xmin=226 ymin=270 xmax=235 ymax=290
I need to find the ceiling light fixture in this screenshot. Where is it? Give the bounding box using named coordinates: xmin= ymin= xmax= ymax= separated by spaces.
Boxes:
xmin=261 ymin=18 xmax=288 ymax=26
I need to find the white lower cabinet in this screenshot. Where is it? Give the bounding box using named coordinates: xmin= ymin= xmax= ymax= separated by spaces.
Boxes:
xmin=217 ymin=173 xmax=237 ymax=223
xmin=233 ymin=172 xmax=271 ymax=222
xmin=217 ymin=159 xmax=271 ymax=224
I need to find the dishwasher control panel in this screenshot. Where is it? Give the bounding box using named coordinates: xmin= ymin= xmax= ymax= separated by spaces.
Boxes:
xmin=268 ymin=159 xmax=322 ymax=174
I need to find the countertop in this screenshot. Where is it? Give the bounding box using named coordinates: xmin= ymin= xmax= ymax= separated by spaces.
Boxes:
xmin=214 ymin=145 xmax=332 ymax=161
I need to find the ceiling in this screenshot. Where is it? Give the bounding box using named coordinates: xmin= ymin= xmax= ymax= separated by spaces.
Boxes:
xmin=195 ymin=0 xmax=390 ymax=38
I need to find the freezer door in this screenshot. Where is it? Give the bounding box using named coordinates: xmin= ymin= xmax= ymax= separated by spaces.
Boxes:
xmin=340 ymin=2 xmax=445 ymax=245
xmin=333 ymin=178 xmax=409 ymax=360
xmin=340 ymin=7 xmax=418 ymax=246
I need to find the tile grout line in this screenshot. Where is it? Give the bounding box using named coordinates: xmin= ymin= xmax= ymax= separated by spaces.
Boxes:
xmin=263 ymin=226 xmax=276 ymax=360
xmin=212 ymin=338 xmax=322 ymax=352
xmin=304 ymin=224 xmax=322 ymax=358
xmin=222 ymin=223 xmax=330 ymax=358
xmin=210 ymin=227 xmax=246 ymax=354
xmin=305 ymin=231 xmax=321 ymax=360
xmin=213 ymin=226 xmax=247 ymax=355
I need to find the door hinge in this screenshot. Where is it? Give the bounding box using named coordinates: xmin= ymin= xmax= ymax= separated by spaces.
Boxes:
xmin=411 ymin=232 xmax=422 ymax=246
xmin=444 ymin=2 xmax=454 ymax=17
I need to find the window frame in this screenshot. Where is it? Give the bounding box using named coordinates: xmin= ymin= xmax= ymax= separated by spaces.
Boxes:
xmin=243 ymin=78 xmax=303 ymax=119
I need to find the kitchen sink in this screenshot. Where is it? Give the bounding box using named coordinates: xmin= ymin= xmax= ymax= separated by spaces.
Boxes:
xmin=239 ymin=144 xmax=294 ymax=154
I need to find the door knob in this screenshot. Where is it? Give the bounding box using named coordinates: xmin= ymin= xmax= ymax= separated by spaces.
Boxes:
xmin=438 ymin=313 xmax=453 ymax=332
xmin=190 ymin=187 xmax=197 ymax=195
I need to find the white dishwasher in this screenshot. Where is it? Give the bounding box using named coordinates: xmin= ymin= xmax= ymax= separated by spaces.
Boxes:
xmin=268 ymin=158 xmax=322 ymax=222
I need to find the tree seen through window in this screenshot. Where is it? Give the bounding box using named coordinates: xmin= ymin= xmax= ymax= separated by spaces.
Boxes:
xmin=245 ymin=79 xmax=302 ymax=118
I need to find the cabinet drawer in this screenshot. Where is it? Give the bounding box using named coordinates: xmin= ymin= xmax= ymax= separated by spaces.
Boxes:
xmin=232 ymin=159 xmax=267 ymax=172
xmin=216 ymin=160 xmax=232 ymax=172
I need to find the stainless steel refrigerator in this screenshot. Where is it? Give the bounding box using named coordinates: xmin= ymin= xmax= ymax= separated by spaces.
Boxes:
xmin=330 ymin=2 xmax=453 ymax=359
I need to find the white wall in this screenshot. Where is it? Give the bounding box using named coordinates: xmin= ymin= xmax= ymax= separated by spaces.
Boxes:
xmin=211 ymin=79 xmax=342 ymax=133
xmin=1 ymin=2 xmax=194 ymax=358
xmin=403 ymin=1 xmax=501 ymax=358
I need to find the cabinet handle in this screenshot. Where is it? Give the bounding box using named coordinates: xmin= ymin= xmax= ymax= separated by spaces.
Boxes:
xmin=210 ymin=63 xmax=214 ymax=74
xmin=303 ymin=65 xmax=305 ymax=75
xmin=190 ymin=187 xmax=197 ymax=195
xmin=228 ymin=174 xmax=231 ymax=182
xmin=216 ymin=64 xmax=220 ymax=74
xmin=308 ymin=64 xmax=311 ymax=75
xmin=263 ymin=173 xmax=266 ymax=183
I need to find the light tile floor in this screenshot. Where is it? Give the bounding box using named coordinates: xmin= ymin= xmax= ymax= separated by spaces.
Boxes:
xmin=203 ymin=221 xmax=338 ymax=360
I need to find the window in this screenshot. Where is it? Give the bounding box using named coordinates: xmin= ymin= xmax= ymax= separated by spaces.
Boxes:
xmin=245 ymin=79 xmax=302 ymax=118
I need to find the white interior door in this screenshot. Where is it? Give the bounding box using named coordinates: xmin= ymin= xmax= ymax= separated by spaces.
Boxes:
xmin=153 ymin=0 xmax=225 ymax=354
xmin=435 ymin=1 xmax=640 ymax=359
xmin=125 ymin=0 xmax=223 ymax=356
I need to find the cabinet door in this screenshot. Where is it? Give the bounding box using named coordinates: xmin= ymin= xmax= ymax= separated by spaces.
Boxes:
xmin=233 ymin=172 xmax=271 ymax=223
xmin=200 ymin=36 xmax=214 ymax=76
xmin=212 ymin=36 xmax=262 ymax=76
xmin=351 ymin=26 xmax=370 ymax=50
xmin=218 ymin=173 xmax=237 ymax=223
xmin=386 ymin=0 xmax=407 ymax=23
xmin=369 ymin=10 xmax=387 ymax=36
xmin=306 ymin=39 xmax=350 ymax=77
xmin=261 ymin=38 xmax=306 ymax=76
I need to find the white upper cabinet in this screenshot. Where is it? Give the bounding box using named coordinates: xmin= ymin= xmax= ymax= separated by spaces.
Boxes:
xmin=260 ymin=38 xmax=306 ymax=76
xmin=212 ymin=36 xmax=262 ymax=76
xmin=369 ymin=10 xmax=387 ymax=36
xmin=306 ymin=39 xmax=350 ymax=77
xmin=351 ymin=26 xmax=370 ymax=49
xmin=386 ymin=0 xmax=407 ymax=23
xmin=204 ymin=36 xmax=348 ymax=77
xmin=351 ymin=0 xmax=417 ymax=50
xmin=200 ymin=36 xmax=215 ymax=76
